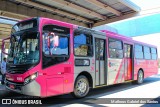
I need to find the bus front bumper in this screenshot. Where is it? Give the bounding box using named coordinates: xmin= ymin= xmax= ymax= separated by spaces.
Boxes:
xmin=5 ymin=80 xmax=41 ymax=97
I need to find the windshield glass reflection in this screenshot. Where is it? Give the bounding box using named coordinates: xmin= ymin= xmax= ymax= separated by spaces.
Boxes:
xmin=8 ymin=32 xmax=39 ymax=64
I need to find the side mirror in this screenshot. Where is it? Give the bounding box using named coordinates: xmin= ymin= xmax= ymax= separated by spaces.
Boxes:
xmin=2 ymin=37 xmax=10 ymax=55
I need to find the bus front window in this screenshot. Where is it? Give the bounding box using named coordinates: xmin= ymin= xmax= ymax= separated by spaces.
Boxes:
xmin=8 ymin=32 xmax=39 ymax=64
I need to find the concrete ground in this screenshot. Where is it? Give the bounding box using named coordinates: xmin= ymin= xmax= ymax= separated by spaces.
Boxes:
xmin=0 ymin=70 xmax=160 ymax=107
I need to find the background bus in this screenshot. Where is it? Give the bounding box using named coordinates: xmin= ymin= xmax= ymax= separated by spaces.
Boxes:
xmin=2 ymin=17 xmax=158 ymax=98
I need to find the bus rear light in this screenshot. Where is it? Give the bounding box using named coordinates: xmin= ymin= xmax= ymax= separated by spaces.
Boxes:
xmin=24 ymin=72 xmax=38 ymax=85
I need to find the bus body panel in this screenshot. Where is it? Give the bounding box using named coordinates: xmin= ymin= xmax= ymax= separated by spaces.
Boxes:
xmin=39 ymin=18 xmax=75 ymax=97
xmin=107 ymin=58 xmax=125 ymax=85
xmin=134 ymin=59 xmax=158 ymax=80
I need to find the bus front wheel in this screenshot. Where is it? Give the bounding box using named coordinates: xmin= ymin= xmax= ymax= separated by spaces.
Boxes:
xmin=136 ymin=70 xmax=144 ymax=84
xmin=72 ymin=75 xmax=90 ymax=98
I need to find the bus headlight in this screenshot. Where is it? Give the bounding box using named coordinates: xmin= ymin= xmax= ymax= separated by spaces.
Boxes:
xmin=24 ymin=72 xmax=38 ymax=85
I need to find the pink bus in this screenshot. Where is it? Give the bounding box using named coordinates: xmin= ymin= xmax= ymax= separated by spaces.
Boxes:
xmin=2 ymin=17 xmax=158 ymax=98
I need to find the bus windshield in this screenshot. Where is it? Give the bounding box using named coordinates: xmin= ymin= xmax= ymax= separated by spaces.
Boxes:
xmin=8 ymin=32 xmax=39 ymax=65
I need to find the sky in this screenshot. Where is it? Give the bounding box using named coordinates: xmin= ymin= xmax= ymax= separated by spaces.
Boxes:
xmin=131 ymin=0 xmax=160 ymax=10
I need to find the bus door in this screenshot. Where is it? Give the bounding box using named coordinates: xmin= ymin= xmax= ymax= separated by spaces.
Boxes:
xmin=95 ymin=38 xmax=106 ymax=86
xmin=124 ymin=44 xmax=133 ymax=80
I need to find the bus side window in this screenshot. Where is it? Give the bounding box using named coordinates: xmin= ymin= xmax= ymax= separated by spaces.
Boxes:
xmin=108 ymin=38 xmax=123 ymax=58
xmin=74 ymin=33 xmax=93 ymax=57
xmin=151 ymin=47 xmax=157 ymax=60
xmin=144 ymin=46 xmax=151 ymax=60
xmin=135 ymin=44 xmax=144 ymax=59
xmin=42 ymin=25 xmax=70 ymax=69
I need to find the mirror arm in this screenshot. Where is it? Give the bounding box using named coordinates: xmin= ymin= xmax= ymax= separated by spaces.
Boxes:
xmin=47 ymin=32 xmax=55 ymax=55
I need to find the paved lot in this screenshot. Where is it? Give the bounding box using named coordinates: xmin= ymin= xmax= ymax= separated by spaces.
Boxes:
xmin=0 ymin=71 xmax=160 ymax=107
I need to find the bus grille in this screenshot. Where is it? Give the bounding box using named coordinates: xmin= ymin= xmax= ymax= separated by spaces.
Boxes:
xmin=7 ymin=64 xmax=33 ymax=74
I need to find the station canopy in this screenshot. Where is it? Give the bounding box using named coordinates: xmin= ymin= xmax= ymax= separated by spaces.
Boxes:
xmin=0 ymin=0 xmax=141 ymax=39
xmin=33 ymin=0 xmax=141 ymax=25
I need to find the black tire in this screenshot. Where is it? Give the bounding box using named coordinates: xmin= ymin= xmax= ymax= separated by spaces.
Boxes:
xmin=72 ymin=75 xmax=90 ymax=98
xmin=136 ymin=70 xmax=144 ymax=84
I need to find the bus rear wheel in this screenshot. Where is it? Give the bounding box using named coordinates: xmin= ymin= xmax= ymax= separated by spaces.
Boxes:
xmin=72 ymin=75 xmax=90 ymax=98
xmin=136 ymin=70 xmax=144 ymax=84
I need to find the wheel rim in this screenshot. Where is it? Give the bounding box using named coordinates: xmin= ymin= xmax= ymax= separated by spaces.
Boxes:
xmin=138 ymin=71 xmax=143 ymax=83
xmin=76 ymin=79 xmax=88 ymax=96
